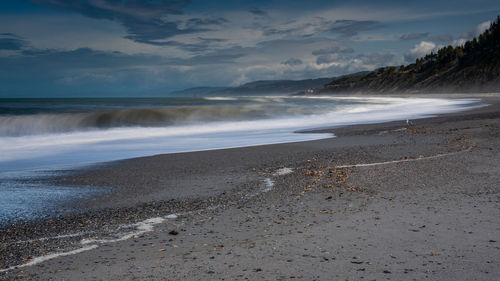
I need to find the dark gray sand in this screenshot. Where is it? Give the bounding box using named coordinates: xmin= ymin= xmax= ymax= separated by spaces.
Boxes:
xmin=1 ymin=96 xmax=500 ymax=280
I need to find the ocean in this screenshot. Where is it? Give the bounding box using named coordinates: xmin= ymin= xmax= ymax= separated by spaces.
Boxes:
xmin=0 ymin=95 xmax=483 ymax=223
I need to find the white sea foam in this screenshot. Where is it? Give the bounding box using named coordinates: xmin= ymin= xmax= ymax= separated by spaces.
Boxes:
xmin=0 ymin=97 xmax=484 ymax=172
xmin=0 ymin=245 xmax=99 ymax=273
xmin=1 ymin=214 xmax=181 ymax=273
xmin=274 ymin=167 xmax=294 ymax=176
xmin=204 ymin=97 xmax=237 ymax=101
xmin=81 ymin=217 xmax=165 ymax=245
xmin=263 ymin=178 xmax=274 ymax=192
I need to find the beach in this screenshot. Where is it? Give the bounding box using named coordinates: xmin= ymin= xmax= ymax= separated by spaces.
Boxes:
xmin=1 ymin=95 xmax=499 ymax=280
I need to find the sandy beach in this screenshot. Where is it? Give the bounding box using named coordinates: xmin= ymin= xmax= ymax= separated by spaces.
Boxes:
xmin=1 ymin=95 xmax=499 ymax=280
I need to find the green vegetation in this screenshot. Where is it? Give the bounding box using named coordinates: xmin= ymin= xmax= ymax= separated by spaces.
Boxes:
xmin=317 ymin=16 xmax=500 ymax=94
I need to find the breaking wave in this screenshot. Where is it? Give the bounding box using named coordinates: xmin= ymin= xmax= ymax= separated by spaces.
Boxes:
xmin=0 ymin=105 xmax=276 ymax=136
xmin=0 ymin=96 xmax=485 ymax=171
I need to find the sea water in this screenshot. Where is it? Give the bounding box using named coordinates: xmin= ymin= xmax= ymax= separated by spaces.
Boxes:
xmin=0 ymin=95 xmax=484 ymax=222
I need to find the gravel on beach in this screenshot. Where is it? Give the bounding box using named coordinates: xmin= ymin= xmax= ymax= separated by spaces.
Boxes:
xmin=1 ymin=96 xmax=500 ymax=280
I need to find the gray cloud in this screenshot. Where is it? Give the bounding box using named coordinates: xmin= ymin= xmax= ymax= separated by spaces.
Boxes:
xmin=327 ymin=20 xmax=382 ymax=37
xmin=0 ymin=46 xmax=180 ymax=96
xmin=404 ymin=41 xmax=437 ymax=63
xmin=262 ymin=24 xmax=309 ymax=37
xmin=144 ymin=36 xmax=228 ymax=52
xmin=28 ymin=0 xmax=218 ymax=45
xmin=185 ymin=17 xmax=229 ymax=28
xmin=17 ymin=47 xmax=163 ymax=69
xmin=399 ymin=32 xmax=429 ymax=41
xmin=0 ymin=33 xmax=26 ymax=50
xmin=281 ymin=58 xmax=303 ymax=66
xmin=174 ymin=48 xmax=244 ymax=65
xmin=316 ymin=54 xmax=340 ymax=64
xmin=313 ymin=46 xmax=355 ymax=65
xmin=355 ymin=52 xmax=395 ymax=66
xmin=429 ymin=34 xmax=454 ymax=43
xmin=249 ymin=8 xmax=268 ymax=17
xmin=262 ymin=19 xmax=382 ymax=38
xmin=197 ymin=37 xmax=227 ymax=43
xmin=312 ymin=46 xmax=354 ymax=56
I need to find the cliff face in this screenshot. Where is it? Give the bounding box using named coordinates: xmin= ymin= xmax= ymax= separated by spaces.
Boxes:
xmin=317 ymin=16 xmax=500 ymax=94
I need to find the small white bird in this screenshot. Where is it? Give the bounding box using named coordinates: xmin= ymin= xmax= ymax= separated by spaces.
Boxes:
xmin=406 ymin=119 xmax=414 ymax=126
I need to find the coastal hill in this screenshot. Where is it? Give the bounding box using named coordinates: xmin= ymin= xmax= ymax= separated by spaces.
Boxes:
xmin=169 ymin=78 xmax=333 ymax=97
xmin=314 ymin=16 xmax=500 ymax=94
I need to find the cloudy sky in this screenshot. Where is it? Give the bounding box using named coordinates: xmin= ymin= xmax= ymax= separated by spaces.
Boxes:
xmin=1 ymin=0 xmax=499 ymax=97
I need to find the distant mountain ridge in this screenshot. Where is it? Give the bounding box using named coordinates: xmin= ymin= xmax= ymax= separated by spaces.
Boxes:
xmin=168 ymin=78 xmax=333 ymax=97
xmin=314 ymin=16 xmax=500 ymax=94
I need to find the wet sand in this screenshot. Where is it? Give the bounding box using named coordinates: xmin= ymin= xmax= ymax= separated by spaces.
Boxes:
xmin=1 ymin=96 xmax=500 ymax=280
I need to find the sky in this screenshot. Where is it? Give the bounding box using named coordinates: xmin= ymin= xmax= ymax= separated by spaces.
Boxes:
xmin=0 ymin=0 xmax=499 ymax=97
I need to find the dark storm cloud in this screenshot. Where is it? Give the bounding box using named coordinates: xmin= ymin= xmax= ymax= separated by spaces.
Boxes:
xmin=15 ymin=47 xmax=163 ymax=69
xmin=0 ymin=33 xmax=26 ymax=50
xmin=28 ymin=0 xmax=189 ymax=21
xmin=249 ymin=7 xmax=268 ymax=17
xmin=185 ymin=17 xmax=229 ymax=27
xmin=0 ymin=33 xmax=21 ymax=37
xmin=197 ymin=37 xmax=227 ymax=43
xmin=0 ymin=38 xmax=25 ymax=50
xmin=327 ymin=20 xmax=382 ymax=36
xmin=28 ymin=0 xmax=217 ymax=45
xmin=399 ymin=32 xmax=429 ymax=40
xmin=281 ymin=58 xmax=303 ymax=65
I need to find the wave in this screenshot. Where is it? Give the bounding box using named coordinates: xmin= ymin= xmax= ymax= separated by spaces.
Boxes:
xmin=0 ymin=97 xmax=484 ymax=171
xmin=0 ymin=105 xmax=275 ymax=136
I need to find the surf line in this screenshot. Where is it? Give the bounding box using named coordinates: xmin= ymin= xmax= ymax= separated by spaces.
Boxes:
xmin=0 ymin=245 xmax=98 ymax=273
xmin=0 ymin=215 xmax=177 ymax=273
xmin=334 ymin=145 xmax=473 ymax=169
xmin=3 ymin=201 xmax=232 ymax=272
xmin=1 ymin=166 xmax=298 ymax=273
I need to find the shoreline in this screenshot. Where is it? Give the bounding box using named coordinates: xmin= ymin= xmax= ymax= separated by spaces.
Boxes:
xmin=1 ymin=95 xmax=499 ymax=279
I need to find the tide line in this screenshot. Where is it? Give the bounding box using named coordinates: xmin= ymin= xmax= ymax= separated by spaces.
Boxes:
xmin=335 ymin=145 xmax=473 ymax=169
